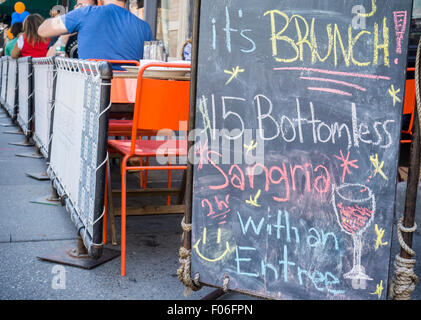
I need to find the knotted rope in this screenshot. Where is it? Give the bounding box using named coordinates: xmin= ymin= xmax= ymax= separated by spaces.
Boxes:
xmin=390 ymin=218 xmax=418 ymax=300
xmin=222 ymin=274 xmax=230 ymax=292
xmin=177 ymin=217 xmax=202 ymax=296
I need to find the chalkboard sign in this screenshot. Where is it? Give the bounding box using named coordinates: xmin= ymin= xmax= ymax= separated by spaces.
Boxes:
xmin=191 ymin=0 xmax=413 ymax=300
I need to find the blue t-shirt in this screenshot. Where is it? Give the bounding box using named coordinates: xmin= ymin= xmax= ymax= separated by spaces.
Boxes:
xmin=61 ymin=4 xmax=153 ymax=60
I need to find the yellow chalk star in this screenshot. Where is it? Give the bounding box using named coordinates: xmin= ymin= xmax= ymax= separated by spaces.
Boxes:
xmin=374 ymin=224 xmax=388 ymax=251
xmin=198 ymin=95 xmax=211 ymax=135
xmin=224 ymin=66 xmax=245 ymax=85
xmin=244 ymin=140 xmax=257 ymax=155
xmin=388 ymin=85 xmax=402 ymax=106
xmin=246 ymin=189 xmax=261 ymax=207
xmin=369 ymin=154 xmax=388 ymax=181
xmin=370 ymin=280 xmax=384 ymax=299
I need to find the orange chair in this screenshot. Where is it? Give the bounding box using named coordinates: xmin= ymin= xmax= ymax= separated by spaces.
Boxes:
xmin=401 ymin=68 xmax=416 ymax=143
xmin=99 ymin=60 xmax=176 ymax=247
xmin=107 ymin=62 xmax=191 ymax=276
xmin=105 ymin=60 xmax=158 ymax=190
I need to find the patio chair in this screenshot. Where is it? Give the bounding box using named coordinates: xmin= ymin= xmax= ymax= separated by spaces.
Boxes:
xmin=106 ymin=62 xmax=191 ymax=276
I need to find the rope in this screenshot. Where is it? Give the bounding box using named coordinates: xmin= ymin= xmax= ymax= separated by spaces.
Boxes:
xmin=181 ymin=216 xmax=193 ymax=232
xmin=391 ymin=254 xmax=418 ymax=300
xmin=177 ymin=247 xmax=202 ymax=296
xmin=390 ymin=218 xmax=418 ymax=300
xmin=177 ymin=217 xmax=202 ymax=295
xmin=222 ymin=275 xmax=230 ymax=292
xmin=181 ymin=215 xmax=192 ymax=241
xmin=397 ymin=218 xmax=417 ymax=257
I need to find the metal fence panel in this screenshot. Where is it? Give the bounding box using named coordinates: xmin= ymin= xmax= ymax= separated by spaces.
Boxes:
xmin=5 ymin=57 xmax=17 ymax=118
xmin=32 ymin=57 xmax=55 ymax=158
xmin=17 ymin=57 xmax=33 ymax=136
xmin=0 ymin=57 xmax=3 ymax=105
xmin=47 ymin=58 xmax=111 ymax=257
xmin=0 ymin=57 xmax=8 ymax=108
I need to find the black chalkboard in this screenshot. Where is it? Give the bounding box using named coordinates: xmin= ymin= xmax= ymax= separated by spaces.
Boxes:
xmin=190 ymin=0 xmax=414 ymax=300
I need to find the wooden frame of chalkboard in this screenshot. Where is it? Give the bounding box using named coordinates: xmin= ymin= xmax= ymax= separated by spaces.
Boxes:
xmin=183 ymin=0 xmax=414 ymax=300
xmin=183 ymin=0 xmax=200 ymax=265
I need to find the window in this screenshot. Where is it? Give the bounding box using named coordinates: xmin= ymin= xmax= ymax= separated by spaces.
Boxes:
xmin=413 ymin=0 xmax=421 ymax=19
xmin=408 ymin=0 xmax=421 ymax=67
xmin=156 ymin=0 xmax=191 ymax=60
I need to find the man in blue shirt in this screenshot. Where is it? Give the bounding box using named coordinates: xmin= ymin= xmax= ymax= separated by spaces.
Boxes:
xmin=38 ymin=0 xmax=153 ymax=61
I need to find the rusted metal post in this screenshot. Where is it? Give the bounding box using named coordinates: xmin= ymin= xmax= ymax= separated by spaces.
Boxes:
xmin=400 ymin=107 xmax=419 ymax=259
xmin=390 ymin=40 xmax=421 ymax=299
xmin=201 ymin=288 xmax=225 ymax=300
xmin=184 ymin=0 xmax=201 ymax=251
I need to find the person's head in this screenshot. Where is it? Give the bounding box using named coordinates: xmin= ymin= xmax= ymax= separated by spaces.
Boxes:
xmin=10 ymin=22 xmax=22 ymax=39
xmin=98 ymin=0 xmax=125 ymax=7
xmin=23 ymin=14 xmax=48 ymax=45
xmin=50 ymin=5 xmax=65 ymax=17
xmin=74 ymin=0 xmax=97 ymax=9
xmin=129 ymin=0 xmax=143 ymax=11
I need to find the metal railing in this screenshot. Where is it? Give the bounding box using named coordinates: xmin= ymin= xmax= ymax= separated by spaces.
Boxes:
xmin=5 ymin=57 xmax=18 ymax=119
xmin=16 ymin=57 xmax=33 ymax=137
xmin=32 ymin=57 xmax=55 ymax=158
xmin=0 ymin=56 xmax=8 ymax=108
xmin=46 ymin=57 xmax=112 ymax=257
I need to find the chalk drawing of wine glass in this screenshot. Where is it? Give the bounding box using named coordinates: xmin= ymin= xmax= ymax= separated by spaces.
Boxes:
xmin=331 ymin=184 xmax=375 ymax=281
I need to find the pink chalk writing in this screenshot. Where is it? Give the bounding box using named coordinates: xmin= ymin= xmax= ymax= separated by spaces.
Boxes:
xmin=202 ymin=195 xmax=231 ymax=225
xmin=307 ymin=87 xmax=353 ymax=97
xmin=393 ymin=11 xmax=408 ymax=54
xmin=274 ymin=67 xmax=391 ymax=80
xmin=300 ymin=77 xmax=367 ymax=92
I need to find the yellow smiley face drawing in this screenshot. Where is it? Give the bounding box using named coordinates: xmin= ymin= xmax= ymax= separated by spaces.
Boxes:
xmin=193 ymin=228 xmax=236 ymax=263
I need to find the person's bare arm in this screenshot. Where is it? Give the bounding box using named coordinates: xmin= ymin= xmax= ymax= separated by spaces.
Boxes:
xmin=46 ymin=43 xmax=56 ymax=57
xmin=11 ymin=41 xmax=20 ymax=59
xmin=46 ymin=34 xmax=73 ymax=57
xmin=38 ymin=16 xmax=69 ymax=38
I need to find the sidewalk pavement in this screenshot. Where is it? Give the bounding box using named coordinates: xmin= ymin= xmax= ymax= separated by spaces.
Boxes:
xmin=0 ymin=116 xmax=419 ymax=300
xmin=0 ymin=118 xmax=216 ymax=300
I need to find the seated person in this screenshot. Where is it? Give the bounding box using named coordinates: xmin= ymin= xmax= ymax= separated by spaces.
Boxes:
xmin=38 ymin=0 xmax=153 ymax=61
xmin=4 ymin=22 xmax=22 ymax=56
xmin=12 ymin=14 xmax=50 ymax=58
xmin=47 ymin=0 xmax=98 ymax=58
xmin=182 ymin=37 xmax=192 ymax=61
xmin=47 ymin=4 xmax=66 ymax=52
